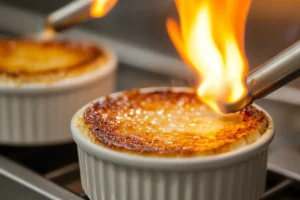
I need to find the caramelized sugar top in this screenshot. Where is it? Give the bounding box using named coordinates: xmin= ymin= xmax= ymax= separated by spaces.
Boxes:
xmin=81 ymin=90 xmax=269 ymax=156
xmin=0 ymin=39 xmax=107 ymax=84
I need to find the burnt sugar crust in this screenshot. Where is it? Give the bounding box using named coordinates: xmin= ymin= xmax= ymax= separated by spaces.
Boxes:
xmin=0 ymin=39 xmax=108 ymax=84
xmin=80 ymin=90 xmax=269 ymax=157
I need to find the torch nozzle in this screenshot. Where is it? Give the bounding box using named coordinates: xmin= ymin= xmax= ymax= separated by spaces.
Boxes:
xmin=46 ymin=0 xmax=93 ymax=33
xmin=219 ymin=40 xmax=300 ymax=114
xmin=218 ymin=93 xmax=253 ymax=114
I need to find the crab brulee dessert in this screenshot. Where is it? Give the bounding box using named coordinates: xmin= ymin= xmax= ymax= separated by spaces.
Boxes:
xmin=0 ymin=38 xmax=116 ymax=145
xmin=75 ymin=89 xmax=269 ymax=156
xmin=0 ymin=39 xmax=108 ymax=85
xmin=72 ymin=88 xmax=273 ymax=200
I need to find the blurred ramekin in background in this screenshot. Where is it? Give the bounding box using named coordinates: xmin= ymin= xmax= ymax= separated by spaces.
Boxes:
xmin=71 ymin=87 xmax=274 ymax=200
xmin=0 ymin=39 xmax=117 ymax=145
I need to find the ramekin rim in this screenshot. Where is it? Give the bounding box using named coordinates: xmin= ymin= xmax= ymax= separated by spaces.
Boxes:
xmin=71 ymin=87 xmax=275 ymax=170
xmin=0 ymin=41 xmax=117 ymax=94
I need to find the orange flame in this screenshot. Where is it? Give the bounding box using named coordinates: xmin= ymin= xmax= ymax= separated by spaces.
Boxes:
xmin=90 ymin=0 xmax=118 ymax=18
xmin=167 ymin=0 xmax=251 ymax=113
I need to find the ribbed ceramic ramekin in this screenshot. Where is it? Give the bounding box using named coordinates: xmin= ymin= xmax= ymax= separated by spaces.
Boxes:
xmin=0 ymin=42 xmax=117 ymax=145
xmin=71 ymin=87 xmax=274 ymax=200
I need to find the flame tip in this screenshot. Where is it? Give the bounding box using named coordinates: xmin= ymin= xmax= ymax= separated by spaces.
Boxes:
xmin=90 ymin=0 xmax=118 ymax=18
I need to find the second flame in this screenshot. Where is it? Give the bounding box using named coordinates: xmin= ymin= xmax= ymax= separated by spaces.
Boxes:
xmin=167 ymin=0 xmax=251 ymax=113
xmin=90 ymin=0 xmax=118 ymax=18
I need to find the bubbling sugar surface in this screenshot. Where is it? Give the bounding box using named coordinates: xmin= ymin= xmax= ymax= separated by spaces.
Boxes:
xmin=82 ymin=90 xmax=268 ymax=156
xmin=115 ymin=101 xmax=241 ymax=139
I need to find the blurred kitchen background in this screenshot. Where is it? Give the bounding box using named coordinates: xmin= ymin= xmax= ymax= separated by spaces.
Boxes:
xmin=0 ymin=0 xmax=299 ymax=91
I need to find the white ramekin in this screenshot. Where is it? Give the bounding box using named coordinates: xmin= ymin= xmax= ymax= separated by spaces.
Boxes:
xmin=0 ymin=41 xmax=117 ymax=145
xmin=71 ymin=87 xmax=275 ymax=200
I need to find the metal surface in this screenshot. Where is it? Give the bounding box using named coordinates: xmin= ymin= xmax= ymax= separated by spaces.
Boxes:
xmin=0 ymin=155 xmax=83 ymax=200
xmin=261 ymin=179 xmax=294 ymax=199
xmin=46 ymin=0 xmax=92 ymax=32
xmin=221 ymin=41 xmax=300 ymax=113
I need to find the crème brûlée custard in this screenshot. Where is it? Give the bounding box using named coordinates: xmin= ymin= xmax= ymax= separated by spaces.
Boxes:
xmin=75 ymin=89 xmax=270 ymax=157
xmin=0 ymin=39 xmax=108 ymax=85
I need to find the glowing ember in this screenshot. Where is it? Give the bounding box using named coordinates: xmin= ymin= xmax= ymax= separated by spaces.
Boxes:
xmin=90 ymin=0 xmax=118 ymax=18
xmin=167 ymin=0 xmax=251 ymax=113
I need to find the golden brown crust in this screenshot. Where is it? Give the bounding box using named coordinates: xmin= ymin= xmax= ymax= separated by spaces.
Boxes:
xmin=81 ymin=90 xmax=269 ymax=157
xmin=0 ymin=39 xmax=108 ymax=84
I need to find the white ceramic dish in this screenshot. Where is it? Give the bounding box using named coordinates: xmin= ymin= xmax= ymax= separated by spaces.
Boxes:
xmin=71 ymin=87 xmax=275 ymax=200
xmin=0 ymin=41 xmax=117 ymax=145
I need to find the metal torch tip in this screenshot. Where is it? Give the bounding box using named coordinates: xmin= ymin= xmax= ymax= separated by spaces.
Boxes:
xmin=218 ymin=92 xmax=254 ymax=114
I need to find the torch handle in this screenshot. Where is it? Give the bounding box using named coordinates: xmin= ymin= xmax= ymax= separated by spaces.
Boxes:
xmin=247 ymin=41 xmax=300 ymax=99
xmin=46 ymin=0 xmax=93 ymax=32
